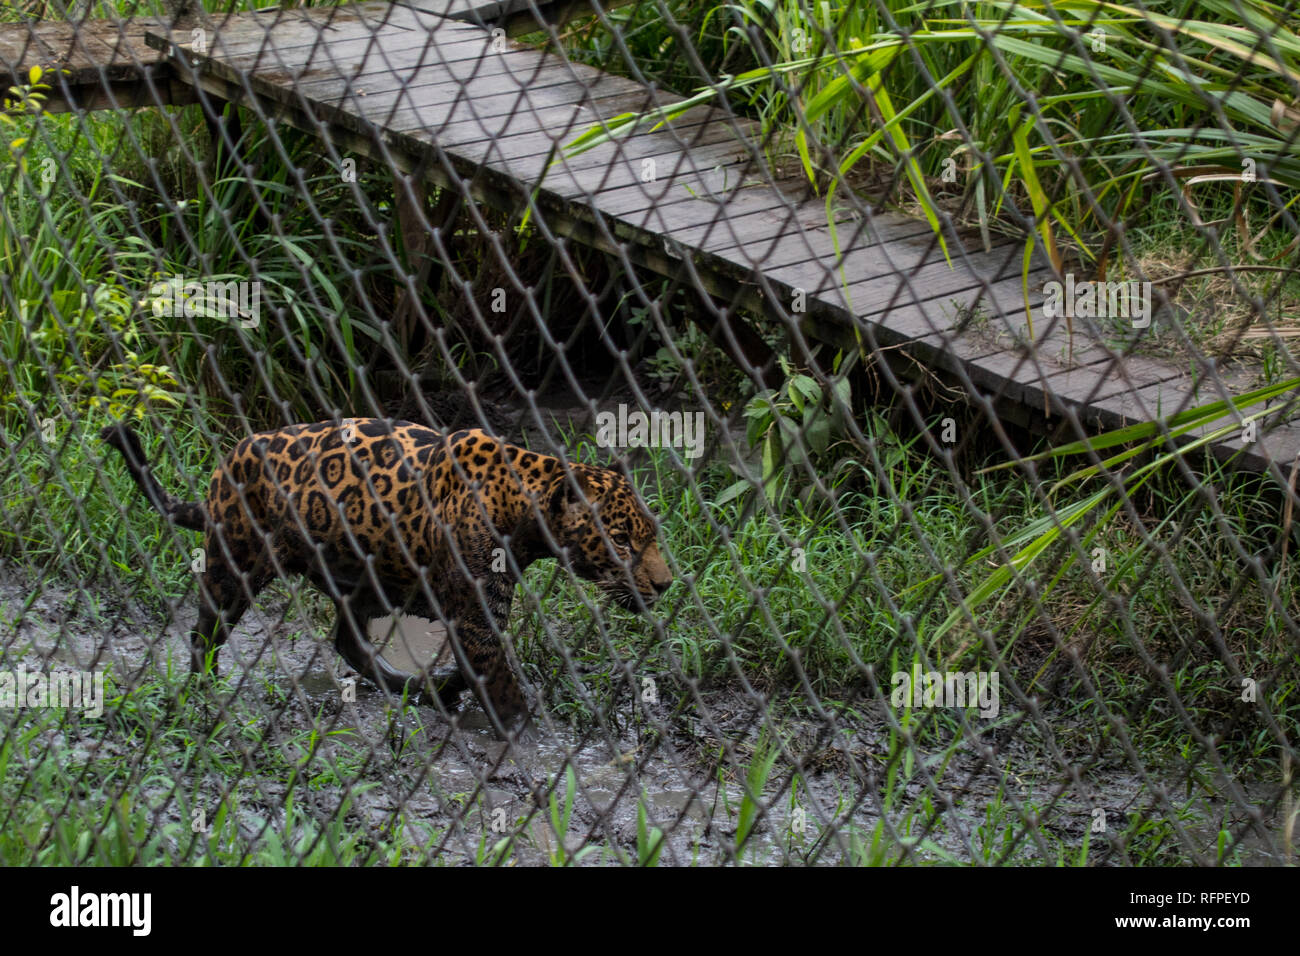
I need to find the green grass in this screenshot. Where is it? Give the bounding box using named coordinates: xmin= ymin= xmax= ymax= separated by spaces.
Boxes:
xmin=81 ymin=411 xmax=1282 ymax=756
xmin=1083 ymin=214 xmax=1300 ymax=372
xmin=2 ymin=60 xmax=408 ymax=430
xmin=2 ymin=408 xmax=1291 ymax=863
xmin=0 ymin=416 xmax=209 ymax=597
xmin=1 ymin=0 xmax=1294 ymax=865
xmin=483 ymin=414 xmax=1300 ymax=797
xmin=0 ymin=668 xmax=426 ymax=865
xmin=554 ymin=0 xmax=1300 ymax=269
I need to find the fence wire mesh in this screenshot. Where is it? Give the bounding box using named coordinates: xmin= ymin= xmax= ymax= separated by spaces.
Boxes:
xmin=0 ymin=0 xmax=1297 ymax=867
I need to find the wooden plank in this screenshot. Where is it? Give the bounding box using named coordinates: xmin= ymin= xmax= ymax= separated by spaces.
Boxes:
xmin=397 ymin=103 xmax=741 ymax=183
xmin=193 ymin=21 xmax=521 ymax=79
xmin=0 ymin=20 xmax=141 ymax=80
xmin=1251 ymin=419 xmax=1300 ymax=470
xmin=381 ymin=78 xmax=684 ymax=142
xmin=1080 ymin=375 xmax=1285 ymax=473
xmin=979 ymin=306 xmax=1154 ymax=394
xmin=247 ymin=17 xmax=988 ymax=310
xmin=189 ymin=15 xmax=780 ymax=228
xmin=710 ymin=212 xmax=996 ymax=290
xmin=431 ymin=108 xmax=735 ymax=178
xmin=743 ymin=240 xmax=1027 ymax=323
xmin=1117 ymin=375 xmax=1300 ymax=474
xmin=0 ymin=17 xmax=182 ymax=110
xmin=306 ymin=32 xmax=863 ymax=269
xmin=667 ymin=197 xmax=846 ymax=252
xmin=700 ymin=203 xmax=934 ymax=261
xmin=89 ymin=19 xmax=173 ymax=72
xmin=223 ymin=57 xmax=769 ymax=238
xmin=837 ymin=231 xmax=1024 ymax=296
xmin=202 ymin=39 xmax=750 ymax=207
xmin=154 ymin=1 xmax=440 ymax=56
xmin=151 ymin=8 xmax=386 ymax=60
xmin=139 ymin=5 xmax=1300 ymax=475
xmin=1088 ymin=376 xmax=1200 ymax=427
xmin=439 ymin=125 xmax=764 ymax=209
xmin=897 ymin=280 xmax=1051 ymax=352
xmin=0 ymin=23 xmax=64 ymax=72
xmin=405 ymin=0 xmax=639 ymax=38
xmin=991 ymin=340 xmax=1140 ymax=412
xmin=538 ymin=142 xmax=767 ymax=221
xmin=752 ymin=271 xmax=1056 ymax=388
xmin=281 ymin=59 xmax=656 ymax=145
xmin=840 ymin=282 xmax=1054 ymax=373
xmin=194 ymin=17 xmax=452 ymax=66
xmin=574 ymin=179 xmax=814 ymax=258
xmin=291 ymin=43 xmax=633 ymax=107
xmin=969 ymin=346 xmax=1137 ymax=415
xmin=158 ymin=21 xmax=420 ymax=77
xmin=237 ymin=43 xmax=607 ymax=130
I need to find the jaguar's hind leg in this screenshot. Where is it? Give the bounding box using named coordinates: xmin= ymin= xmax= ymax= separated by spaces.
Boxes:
xmin=331 ymin=600 xmax=467 ymax=707
xmin=192 ymin=559 xmax=263 ymax=676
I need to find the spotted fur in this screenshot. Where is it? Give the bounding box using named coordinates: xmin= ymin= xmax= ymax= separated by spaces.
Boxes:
xmin=101 ymin=419 xmax=672 ymax=731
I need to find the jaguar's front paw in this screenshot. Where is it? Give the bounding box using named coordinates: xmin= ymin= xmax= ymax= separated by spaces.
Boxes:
xmin=418 ymin=665 xmax=468 ymax=709
xmin=481 ymin=688 xmax=536 ymax=742
xmin=508 ymin=708 xmax=540 ymax=746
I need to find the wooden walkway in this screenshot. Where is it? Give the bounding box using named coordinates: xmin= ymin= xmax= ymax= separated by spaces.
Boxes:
xmin=3 ymin=2 xmax=1298 ymax=472
xmin=0 ymin=16 xmax=175 ymax=111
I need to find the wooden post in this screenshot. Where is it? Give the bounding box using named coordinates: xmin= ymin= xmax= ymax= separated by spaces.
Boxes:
xmin=392 ymin=175 xmax=463 ymax=360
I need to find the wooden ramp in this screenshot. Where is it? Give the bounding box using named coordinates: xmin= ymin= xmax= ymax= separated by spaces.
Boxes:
xmin=0 ymin=15 xmax=176 ymax=111
xmin=4 ymin=2 xmax=1298 ymax=472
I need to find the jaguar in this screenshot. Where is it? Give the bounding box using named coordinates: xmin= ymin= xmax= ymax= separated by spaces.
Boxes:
xmin=101 ymin=419 xmax=673 ymax=733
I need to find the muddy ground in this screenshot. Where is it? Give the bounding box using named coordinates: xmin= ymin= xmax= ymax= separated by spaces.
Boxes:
xmin=0 ymin=566 xmax=1286 ymax=866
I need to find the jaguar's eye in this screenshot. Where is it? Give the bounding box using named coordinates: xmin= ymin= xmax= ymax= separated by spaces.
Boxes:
xmin=612 ymin=532 xmax=632 ymax=550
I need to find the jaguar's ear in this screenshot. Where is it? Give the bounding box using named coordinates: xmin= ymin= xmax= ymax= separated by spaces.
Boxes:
xmin=552 ymin=467 xmax=600 ymax=518
xmin=608 ymin=448 xmax=633 ymax=477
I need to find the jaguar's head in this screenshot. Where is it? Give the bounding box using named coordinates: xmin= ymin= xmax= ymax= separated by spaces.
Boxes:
xmin=548 ymin=465 xmax=673 ymax=610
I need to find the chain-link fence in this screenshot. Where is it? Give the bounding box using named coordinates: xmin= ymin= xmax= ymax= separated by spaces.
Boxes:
xmin=1 ymin=0 xmax=1297 ymax=867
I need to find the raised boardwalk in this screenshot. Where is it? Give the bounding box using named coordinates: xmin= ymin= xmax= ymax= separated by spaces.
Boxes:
xmin=0 ymin=16 xmax=175 ymax=110
xmin=3 ymin=1 xmax=1297 ymax=472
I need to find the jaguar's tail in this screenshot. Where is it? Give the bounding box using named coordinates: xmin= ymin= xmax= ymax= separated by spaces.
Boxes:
xmin=100 ymin=423 xmax=208 ymax=532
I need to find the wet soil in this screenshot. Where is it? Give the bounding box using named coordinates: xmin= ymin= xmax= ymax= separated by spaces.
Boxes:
xmin=0 ymin=568 xmax=1287 ymax=865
